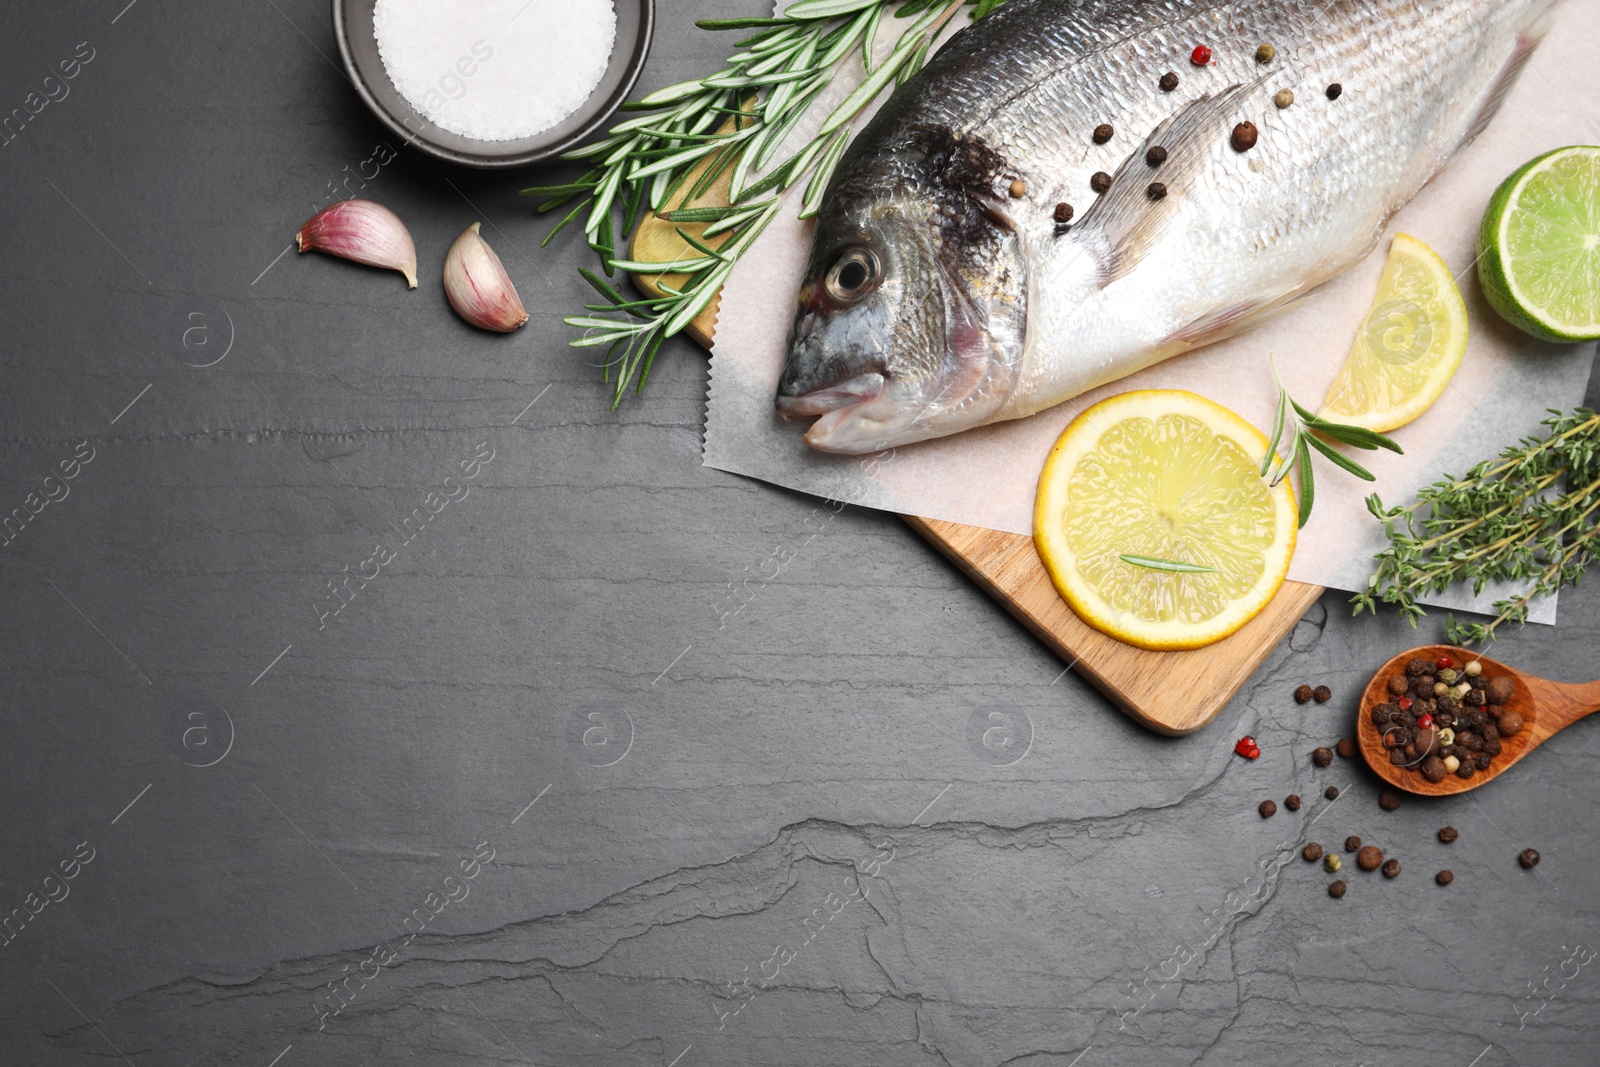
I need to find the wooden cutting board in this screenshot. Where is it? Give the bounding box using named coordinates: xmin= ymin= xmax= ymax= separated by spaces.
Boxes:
xmin=627 ymin=141 xmax=1323 ymax=736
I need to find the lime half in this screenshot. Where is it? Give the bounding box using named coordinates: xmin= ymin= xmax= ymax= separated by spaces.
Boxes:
xmin=1478 ymin=145 xmax=1600 ymax=343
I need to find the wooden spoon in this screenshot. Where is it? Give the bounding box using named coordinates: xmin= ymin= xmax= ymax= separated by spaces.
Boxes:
xmin=1358 ymin=644 xmax=1600 ymax=796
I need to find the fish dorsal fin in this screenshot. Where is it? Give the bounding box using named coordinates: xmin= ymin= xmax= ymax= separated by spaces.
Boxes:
xmin=1077 ymin=78 xmax=1269 ymax=288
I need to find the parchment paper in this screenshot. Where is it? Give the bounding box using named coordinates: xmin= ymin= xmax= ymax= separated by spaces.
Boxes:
xmin=704 ymin=0 xmax=1600 ymax=621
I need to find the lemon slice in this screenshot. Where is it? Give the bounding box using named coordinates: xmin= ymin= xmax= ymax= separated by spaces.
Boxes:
xmin=1033 ymin=390 xmax=1297 ymax=651
xmin=1319 ymin=234 xmax=1468 ymax=433
xmin=1477 ymin=145 xmax=1600 ymax=343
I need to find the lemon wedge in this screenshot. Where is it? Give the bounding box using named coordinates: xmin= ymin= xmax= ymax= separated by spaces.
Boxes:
xmin=1319 ymin=233 xmax=1468 ymax=433
xmin=1034 ymin=390 xmax=1297 ymax=651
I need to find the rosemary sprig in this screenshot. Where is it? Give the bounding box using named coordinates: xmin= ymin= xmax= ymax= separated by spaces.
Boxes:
xmin=523 ymin=0 xmax=1007 ymax=408
xmin=1355 ymin=408 xmax=1600 ymax=645
xmin=1119 ymin=554 xmax=1218 ymax=574
xmin=1260 ymin=367 xmax=1404 ymax=528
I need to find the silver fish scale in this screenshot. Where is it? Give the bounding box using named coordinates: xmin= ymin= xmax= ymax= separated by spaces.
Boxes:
xmin=787 ymin=0 xmax=1556 ymax=450
xmin=913 ymin=0 xmax=1525 ymax=246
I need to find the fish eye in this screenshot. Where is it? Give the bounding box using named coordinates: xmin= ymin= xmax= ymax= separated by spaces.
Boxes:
xmin=824 ymin=247 xmax=880 ymax=302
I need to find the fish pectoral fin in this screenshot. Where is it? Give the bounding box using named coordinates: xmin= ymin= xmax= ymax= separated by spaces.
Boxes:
xmin=1078 ymin=78 xmax=1272 ymax=289
xmin=1162 ymin=282 xmax=1321 ymax=351
xmin=1462 ymin=32 xmax=1543 ymax=148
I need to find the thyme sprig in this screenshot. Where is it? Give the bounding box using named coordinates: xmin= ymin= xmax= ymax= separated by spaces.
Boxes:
xmin=524 ymin=0 xmax=1008 ymax=407
xmin=1355 ymin=408 xmax=1600 ymax=645
xmin=1260 ymin=370 xmax=1404 ymax=528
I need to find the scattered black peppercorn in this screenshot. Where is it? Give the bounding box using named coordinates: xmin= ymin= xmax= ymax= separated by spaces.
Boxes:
xmin=1230 ymin=121 xmax=1258 ymax=152
xmin=1053 ymin=202 xmax=1075 ymax=224
xmin=1146 ymin=145 xmax=1168 ymax=166
xmin=1326 ymin=82 xmax=1343 ymax=100
xmin=1093 ymin=123 xmax=1114 ymax=144
xmin=1436 ymin=869 xmax=1454 ymax=886
xmin=1344 ymin=835 xmax=1362 ymax=853
xmin=1438 ymin=826 xmax=1459 ymax=843
xmin=1519 ymin=848 xmax=1541 ymax=869
xmin=1312 ymin=747 xmax=1333 ymax=767
xmin=1328 ymin=879 xmax=1347 ymax=898
xmin=1382 ymin=858 xmax=1401 ymax=878
xmin=1313 ymin=685 xmax=1332 ymax=703
xmin=1324 ymin=785 xmax=1340 ymax=800
xmin=1302 ymin=842 xmax=1323 ymax=862
xmin=1379 ymin=788 xmax=1403 ymax=811
xmin=1160 ymin=71 xmax=1179 ymax=91
xmin=1147 ymin=181 xmax=1168 ymax=200
xmin=1090 ymin=171 xmax=1112 ymax=193
xmin=1295 ymin=684 xmax=1314 ymax=703
xmin=1285 ymin=793 xmax=1301 ymax=812
xmin=1335 ymin=737 xmax=1356 ymax=759
xmin=1357 ymin=845 xmax=1384 ymax=871
xmin=1258 ymin=799 xmax=1277 ymax=818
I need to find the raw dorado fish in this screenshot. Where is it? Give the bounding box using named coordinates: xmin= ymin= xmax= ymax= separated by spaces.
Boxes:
xmin=775 ymin=0 xmax=1561 ymax=452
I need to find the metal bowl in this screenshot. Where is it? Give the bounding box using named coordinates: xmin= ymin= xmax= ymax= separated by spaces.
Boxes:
xmin=332 ymin=0 xmax=654 ymax=169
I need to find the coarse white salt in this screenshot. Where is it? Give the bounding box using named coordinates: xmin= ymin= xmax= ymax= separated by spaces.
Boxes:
xmin=374 ymin=0 xmax=616 ymax=142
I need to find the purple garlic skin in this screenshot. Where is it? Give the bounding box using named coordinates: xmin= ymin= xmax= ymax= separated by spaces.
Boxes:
xmin=442 ymin=222 xmax=528 ymax=333
xmin=296 ymin=199 xmax=418 ymax=288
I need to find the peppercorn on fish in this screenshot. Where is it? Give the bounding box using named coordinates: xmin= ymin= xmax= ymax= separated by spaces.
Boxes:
xmin=776 ymin=0 xmax=1561 ymax=452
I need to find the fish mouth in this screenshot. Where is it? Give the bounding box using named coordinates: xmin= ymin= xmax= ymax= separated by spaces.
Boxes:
xmin=774 ymin=372 xmax=886 ymax=417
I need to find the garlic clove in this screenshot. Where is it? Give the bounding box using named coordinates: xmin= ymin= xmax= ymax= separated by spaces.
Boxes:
xmin=296 ymin=200 xmax=418 ymax=288
xmin=442 ymin=222 xmax=528 ymax=333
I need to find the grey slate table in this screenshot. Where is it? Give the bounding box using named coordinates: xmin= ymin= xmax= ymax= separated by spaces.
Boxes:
xmin=3 ymin=2 xmax=1599 ymax=1064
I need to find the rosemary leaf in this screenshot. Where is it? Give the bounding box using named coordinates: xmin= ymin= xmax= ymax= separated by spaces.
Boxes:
xmin=815 ymin=24 xmax=922 ymax=137
xmin=1262 ymin=386 xmax=1288 ymax=478
xmin=699 ymin=16 xmax=792 ymax=28
xmin=579 ymin=267 xmax=626 ymax=305
xmin=784 ymin=0 xmax=880 ymax=20
xmin=1119 ymin=554 xmax=1219 ymax=574
xmin=606 ymin=255 xmax=720 ymax=273
xmin=799 ymin=127 xmax=852 ymax=218
xmin=861 ymin=0 xmax=883 ymax=69
xmin=700 ymin=203 xmax=772 ymax=238
xmin=659 ymin=205 xmax=749 ymax=222
xmin=638 ymin=79 xmax=713 ymax=107
xmin=1296 ymin=441 xmax=1315 ymax=529
xmin=540 ymin=199 xmax=589 ymax=248
xmin=1304 ymin=432 xmax=1377 ymax=482
xmin=1292 ymin=399 xmax=1405 ymax=453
